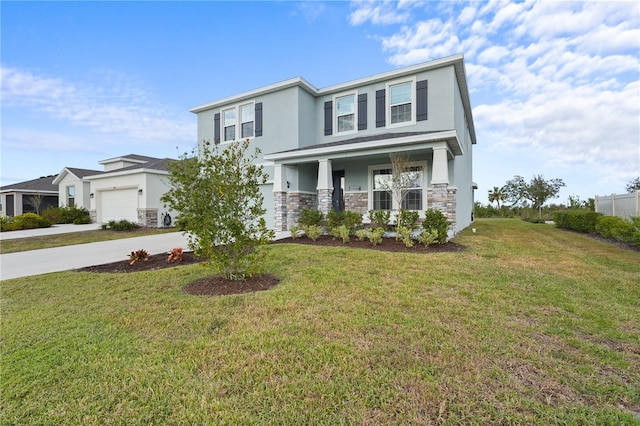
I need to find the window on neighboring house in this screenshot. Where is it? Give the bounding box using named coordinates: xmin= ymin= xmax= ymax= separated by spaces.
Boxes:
xmin=390 ymin=81 xmax=412 ymax=124
xmin=67 ymin=186 xmax=75 ymax=208
xmin=240 ymin=103 xmax=254 ymax=138
xmin=223 ymin=108 xmax=236 ymax=141
xmin=372 ymin=168 xmax=392 ymax=210
xmin=336 ymin=94 xmax=355 ymax=133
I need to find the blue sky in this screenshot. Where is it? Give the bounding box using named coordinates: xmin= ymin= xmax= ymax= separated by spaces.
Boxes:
xmin=2 ymin=1 xmax=639 ymax=205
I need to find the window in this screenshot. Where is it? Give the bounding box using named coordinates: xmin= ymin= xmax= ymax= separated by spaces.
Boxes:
xmin=390 ymin=82 xmax=412 ymax=124
xmin=370 ymin=164 xmax=425 ymax=211
xmin=240 ymin=103 xmax=254 ymax=138
xmin=336 ymin=94 xmax=355 ymax=133
xmin=401 ymin=166 xmax=423 ymax=210
xmin=223 ymin=108 xmax=236 ymax=141
xmin=372 ymin=168 xmax=392 ymax=210
xmin=67 ymin=186 xmax=75 ymax=208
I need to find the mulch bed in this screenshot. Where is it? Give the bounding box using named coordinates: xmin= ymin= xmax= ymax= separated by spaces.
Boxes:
xmin=76 ymin=236 xmax=465 ymax=296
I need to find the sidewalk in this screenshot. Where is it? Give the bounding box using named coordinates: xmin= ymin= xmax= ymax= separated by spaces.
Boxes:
xmin=0 ymin=228 xmax=290 ymax=280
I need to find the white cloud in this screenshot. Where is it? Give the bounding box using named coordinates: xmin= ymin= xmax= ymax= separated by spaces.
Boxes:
xmin=1 ymin=66 xmax=194 ymax=144
xmin=349 ymin=0 xmax=412 ymax=26
xmin=349 ymin=0 xmax=640 ymax=198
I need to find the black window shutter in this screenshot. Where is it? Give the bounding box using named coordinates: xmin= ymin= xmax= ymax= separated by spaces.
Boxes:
xmin=324 ymin=101 xmax=333 ymax=136
xmin=375 ymin=89 xmax=386 ymax=128
xmin=416 ymin=80 xmax=428 ymax=121
xmin=358 ymin=93 xmax=367 ymax=130
xmin=214 ymin=113 xmax=220 ymax=143
xmin=255 ymin=102 xmax=263 ymax=137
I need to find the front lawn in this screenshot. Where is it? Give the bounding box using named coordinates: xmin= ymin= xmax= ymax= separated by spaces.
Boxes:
xmin=1 ymin=219 xmax=639 ymax=424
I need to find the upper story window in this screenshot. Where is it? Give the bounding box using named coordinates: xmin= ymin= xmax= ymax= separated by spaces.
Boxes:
xmin=223 ymin=108 xmax=236 ymax=141
xmin=390 ymin=81 xmax=412 ymax=124
xmin=240 ymin=103 xmax=254 ymax=138
xmin=218 ymin=101 xmax=259 ymax=143
xmin=336 ymin=94 xmax=355 ymax=133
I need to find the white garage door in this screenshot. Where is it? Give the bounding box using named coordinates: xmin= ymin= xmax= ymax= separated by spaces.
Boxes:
xmin=100 ymin=189 xmax=138 ymax=223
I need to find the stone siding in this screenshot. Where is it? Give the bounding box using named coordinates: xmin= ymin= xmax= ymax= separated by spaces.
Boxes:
xmin=286 ymin=192 xmax=317 ymax=229
xmin=428 ymin=184 xmax=457 ymax=233
xmin=274 ymin=191 xmax=287 ymax=231
xmin=317 ymin=189 xmax=332 ymax=217
xmin=137 ymin=208 xmax=158 ymax=228
xmin=344 ymin=191 xmax=368 ymax=215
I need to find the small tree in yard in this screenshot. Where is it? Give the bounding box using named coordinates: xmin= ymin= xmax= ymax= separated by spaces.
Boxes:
xmin=503 ymin=174 xmax=566 ymax=218
xmin=162 ymin=139 xmax=274 ymax=280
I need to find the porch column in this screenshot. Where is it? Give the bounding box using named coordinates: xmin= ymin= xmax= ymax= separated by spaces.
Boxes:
xmin=431 ymin=146 xmax=449 ymax=185
xmin=430 ymin=146 xmax=456 ymax=237
xmin=273 ymin=164 xmax=288 ymax=231
xmin=317 ymin=159 xmax=333 ymax=215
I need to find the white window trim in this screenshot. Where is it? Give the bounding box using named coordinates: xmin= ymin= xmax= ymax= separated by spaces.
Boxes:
xmin=220 ymin=101 xmax=256 ymax=144
xmin=386 ymin=77 xmax=416 ymax=129
xmin=333 ymin=90 xmax=358 ymax=136
xmin=367 ymin=160 xmax=428 ymax=213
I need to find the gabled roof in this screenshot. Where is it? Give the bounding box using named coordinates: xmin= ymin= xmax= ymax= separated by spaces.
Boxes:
xmin=85 ymin=157 xmax=175 ymax=179
xmin=52 ymin=167 xmax=102 ymax=185
xmin=99 ymin=153 xmax=161 ymax=166
xmin=0 ymin=175 xmax=58 ymax=193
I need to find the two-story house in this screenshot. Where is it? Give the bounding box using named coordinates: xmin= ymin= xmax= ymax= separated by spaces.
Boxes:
xmin=190 ymin=54 xmax=477 ymax=235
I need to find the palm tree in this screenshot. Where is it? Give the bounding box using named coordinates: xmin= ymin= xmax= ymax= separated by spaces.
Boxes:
xmin=488 ymin=186 xmax=506 ymax=209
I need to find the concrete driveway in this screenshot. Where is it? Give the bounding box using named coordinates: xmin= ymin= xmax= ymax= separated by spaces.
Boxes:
xmin=1 ymin=231 xmax=191 ymax=280
xmin=0 ymin=226 xmax=289 ymax=280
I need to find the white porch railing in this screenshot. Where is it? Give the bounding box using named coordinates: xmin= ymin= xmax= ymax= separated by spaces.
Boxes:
xmin=595 ymin=190 xmax=640 ymax=220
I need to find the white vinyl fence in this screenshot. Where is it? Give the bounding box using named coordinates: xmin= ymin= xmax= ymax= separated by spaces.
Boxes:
xmin=595 ymin=190 xmax=640 ymax=220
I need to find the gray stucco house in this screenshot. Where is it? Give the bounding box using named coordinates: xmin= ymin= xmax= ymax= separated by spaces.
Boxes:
xmin=190 ymin=54 xmax=477 ymax=235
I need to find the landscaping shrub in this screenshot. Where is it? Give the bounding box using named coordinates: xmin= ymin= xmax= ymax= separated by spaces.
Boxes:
xmin=325 ymin=209 xmax=342 ymax=230
xmin=330 ymin=225 xmax=350 ymax=244
xmin=396 ymin=210 xmax=419 ymax=230
xmin=422 ymin=209 xmax=449 ymax=244
xmin=342 ymin=211 xmax=363 ymax=235
xmin=106 ymin=219 xmax=139 ymax=231
xmin=595 ymin=216 xmax=636 ymax=245
xmin=522 ymin=217 xmax=546 ymax=224
xmin=396 ymin=226 xmax=414 ymax=248
xmin=0 ymin=216 xmax=15 ymax=232
xmin=167 ymin=247 xmax=184 ymax=264
xmin=299 ymin=209 xmax=324 ymax=227
xmin=553 ymin=210 xmax=602 ymax=233
xmin=290 ymin=225 xmax=302 ymax=240
xmin=42 ymin=206 xmax=90 ymax=224
xmin=368 ymin=227 xmax=385 ymax=246
xmin=418 ymin=228 xmax=439 ymax=247
xmin=302 ymin=225 xmax=323 ymax=241
xmin=12 ymin=213 xmax=51 ymax=230
xmin=368 ymin=209 xmax=390 ymax=229
xmin=324 ymin=210 xmax=362 ymax=235
xmin=129 ymin=249 xmax=149 ymax=265
xmin=355 ymin=229 xmax=368 ymax=241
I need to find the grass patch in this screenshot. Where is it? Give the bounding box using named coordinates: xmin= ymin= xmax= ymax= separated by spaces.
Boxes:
xmin=2 ymin=219 xmax=639 ymax=424
xmin=0 ymin=227 xmax=176 ymax=254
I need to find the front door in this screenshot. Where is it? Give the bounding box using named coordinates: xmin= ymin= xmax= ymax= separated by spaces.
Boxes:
xmin=332 ymin=170 xmax=345 ymax=212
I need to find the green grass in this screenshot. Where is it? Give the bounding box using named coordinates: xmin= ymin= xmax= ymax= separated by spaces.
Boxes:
xmin=0 ymin=227 xmax=176 ymax=254
xmin=2 ymin=219 xmax=639 ymax=424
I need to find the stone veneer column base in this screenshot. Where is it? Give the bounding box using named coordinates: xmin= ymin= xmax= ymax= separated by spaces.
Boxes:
xmin=137 ymin=208 xmax=158 ymax=227
xmin=317 ymin=189 xmax=332 ymax=217
xmin=429 ymin=184 xmax=457 ymax=234
xmin=286 ymin=192 xmax=318 ymax=230
xmin=89 ymin=210 xmax=97 ymax=224
xmin=274 ymin=191 xmax=288 ymax=231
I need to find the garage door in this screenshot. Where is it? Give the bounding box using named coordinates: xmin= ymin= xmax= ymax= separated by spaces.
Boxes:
xmin=100 ymin=188 xmax=138 ymax=223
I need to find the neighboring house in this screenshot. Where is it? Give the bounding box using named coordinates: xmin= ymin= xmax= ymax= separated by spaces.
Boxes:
xmin=190 ymin=54 xmax=477 ymax=235
xmin=84 ymin=154 xmax=175 ymax=227
xmin=52 ymin=167 xmax=102 ymax=210
xmin=0 ymin=175 xmax=59 ymax=217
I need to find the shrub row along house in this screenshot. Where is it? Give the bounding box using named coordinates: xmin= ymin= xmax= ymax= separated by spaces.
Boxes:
xmin=191 ymin=54 xmax=477 ymax=234
xmin=1 ymin=154 xmax=175 ymax=228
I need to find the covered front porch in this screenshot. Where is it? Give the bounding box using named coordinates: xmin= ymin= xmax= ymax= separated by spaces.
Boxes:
xmin=263 ymin=131 xmax=463 ymax=231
